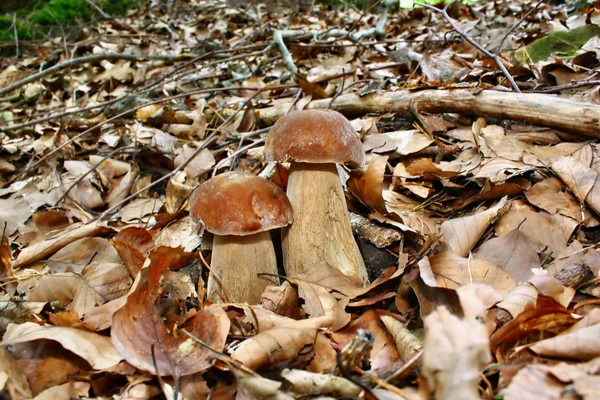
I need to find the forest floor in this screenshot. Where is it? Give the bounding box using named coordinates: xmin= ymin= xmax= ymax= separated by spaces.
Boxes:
xmin=1 ymin=0 xmax=600 ymax=399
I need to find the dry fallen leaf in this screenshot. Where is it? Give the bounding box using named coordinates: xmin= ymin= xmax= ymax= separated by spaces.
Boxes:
xmin=474 ymin=223 xmax=541 ymax=282
xmin=0 ymin=322 xmax=123 ymax=370
xmin=111 ymin=246 xmax=229 ymax=376
xmin=441 ymin=196 xmax=507 ymax=257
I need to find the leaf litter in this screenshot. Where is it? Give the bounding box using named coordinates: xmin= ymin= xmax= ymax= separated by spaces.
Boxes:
xmin=1 ymin=0 xmax=600 ymax=398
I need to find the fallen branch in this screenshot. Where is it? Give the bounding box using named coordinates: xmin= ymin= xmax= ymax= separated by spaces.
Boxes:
xmin=247 ymin=89 xmax=600 ymax=138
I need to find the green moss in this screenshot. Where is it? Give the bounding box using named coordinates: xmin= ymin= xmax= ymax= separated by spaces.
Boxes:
xmin=516 ymin=24 xmax=600 ymax=63
xmin=0 ymin=0 xmax=142 ymax=41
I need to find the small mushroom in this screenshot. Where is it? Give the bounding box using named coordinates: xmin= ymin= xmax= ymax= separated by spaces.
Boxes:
xmin=265 ymin=109 xmax=368 ymax=284
xmin=190 ymin=171 xmax=293 ymax=304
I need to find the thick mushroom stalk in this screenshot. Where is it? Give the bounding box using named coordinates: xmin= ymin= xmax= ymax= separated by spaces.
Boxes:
xmin=210 ymin=232 xmax=277 ymax=304
xmin=190 ymin=171 xmax=293 ymax=304
xmin=265 ymin=109 xmax=369 ymax=284
xmin=283 ymin=162 xmax=368 ymax=283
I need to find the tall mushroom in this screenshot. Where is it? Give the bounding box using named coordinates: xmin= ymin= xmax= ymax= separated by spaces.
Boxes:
xmin=190 ymin=171 xmax=293 ymax=304
xmin=264 ymin=109 xmax=368 ymax=284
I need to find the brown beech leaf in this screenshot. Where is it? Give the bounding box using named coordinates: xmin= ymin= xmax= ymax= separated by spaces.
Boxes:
xmin=348 ymin=155 xmax=389 ymax=215
xmin=474 ymin=224 xmax=541 ymax=282
xmin=230 ymin=326 xmax=318 ymax=370
xmin=0 ymin=322 xmax=122 ymax=370
xmin=525 ymin=177 xmax=583 ymax=221
xmin=111 ymin=246 xmax=229 ymax=376
xmin=331 ymin=309 xmax=400 ymax=371
xmin=429 ymin=251 xmax=516 ymax=296
xmin=494 ymin=200 xmax=569 ymax=257
xmin=292 ymin=280 xmax=350 ymax=331
xmin=524 ymin=309 xmax=600 ymax=361
xmin=110 ymin=227 xmax=154 ymax=277
xmin=490 ymin=295 xmax=578 ymax=363
xmin=18 ymin=262 xmax=131 ymax=317
xmin=441 ymin=196 xmax=507 ymax=257
xmin=13 ymin=221 xmax=111 ymax=270
xmin=552 ymin=156 xmax=600 ymax=214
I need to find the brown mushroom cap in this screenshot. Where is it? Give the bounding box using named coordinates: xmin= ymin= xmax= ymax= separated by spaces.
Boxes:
xmin=264 ymin=109 xmax=365 ymax=168
xmin=190 ymin=171 xmax=293 ymax=236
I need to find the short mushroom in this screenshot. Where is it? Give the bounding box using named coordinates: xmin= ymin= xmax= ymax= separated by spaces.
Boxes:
xmin=264 ymin=109 xmax=368 ymax=284
xmin=190 ymin=171 xmax=293 ymax=304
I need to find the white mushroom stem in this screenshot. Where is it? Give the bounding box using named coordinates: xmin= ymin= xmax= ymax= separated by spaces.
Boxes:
xmin=208 ymin=231 xmax=279 ymax=304
xmin=282 ymin=162 xmax=368 ymax=284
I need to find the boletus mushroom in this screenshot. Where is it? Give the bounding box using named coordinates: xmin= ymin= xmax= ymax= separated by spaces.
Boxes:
xmin=264 ymin=109 xmax=368 ymax=284
xmin=190 ymin=171 xmax=293 ymax=304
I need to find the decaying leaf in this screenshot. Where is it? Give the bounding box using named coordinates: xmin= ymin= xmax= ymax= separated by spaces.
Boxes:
xmin=111 ymin=247 xmax=229 ymax=376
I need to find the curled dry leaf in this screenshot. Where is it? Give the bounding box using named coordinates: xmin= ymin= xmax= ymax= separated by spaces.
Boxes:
xmin=288 ymin=263 xmax=351 ymax=331
xmin=111 ymin=247 xmax=229 ymax=376
xmin=524 ymin=310 xmax=600 ymax=361
xmin=0 ymin=322 xmax=122 ymax=370
xmin=230 ymin=326 xmax=318 ymax=370
xmin=552 ymin=156 xmax=600 ymax=215
xmin=380 ymin=315 xmax=422 ymax=359
xmin=307 ymin=332 xmax=337 ymax=373
xmin=348 ymin=154 xmax=389 ymax=215
xmin=110 ymin=227 xmax=154 ymax=277
xmin=404 ymin=267 xmax=463 ymax=319
xmin=490 ymin=296 xmax=579 ymax=362
xmin=441 ymin=196 xmax=507 ymax=257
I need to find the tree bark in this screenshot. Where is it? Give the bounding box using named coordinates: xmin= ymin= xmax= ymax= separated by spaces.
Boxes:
xmin=252 ymin=89 xmax=600 ymax=138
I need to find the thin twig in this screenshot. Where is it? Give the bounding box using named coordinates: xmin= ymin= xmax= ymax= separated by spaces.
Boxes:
xmin=12 ymin=13 xmax=19 ymax=57
xmin=493 ymin=0 xmax=543 ymax=55
xmin=273 ymin=30 xmax=297 ymax=74
xmin=415 ymin=1 xmax=521 ymax=93
xmin=86 ymin=0 xmax=112 ymax=19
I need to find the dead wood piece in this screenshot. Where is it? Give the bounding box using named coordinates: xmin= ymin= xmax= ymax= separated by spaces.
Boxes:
xmin=250 ymin=90 xmax=600 ymax=139
xmin=554 ymin=261 xmax=594 ymax=288
xmin=350 ymin=212 xmax=402 ymax=248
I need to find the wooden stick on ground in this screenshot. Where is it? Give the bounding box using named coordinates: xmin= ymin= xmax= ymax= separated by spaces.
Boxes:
xmin=246 ymin=89 xmax=600 ymax=139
